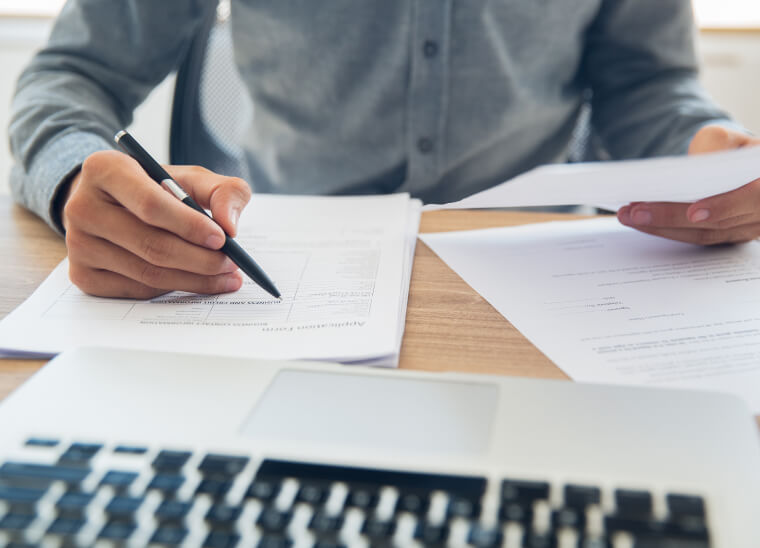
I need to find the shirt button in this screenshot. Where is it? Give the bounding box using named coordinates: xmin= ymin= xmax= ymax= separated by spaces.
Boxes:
xmin=422 ymin=40 xmax=438 ymax=58
xmin=417 ymin=137 xmax=434 ymax=154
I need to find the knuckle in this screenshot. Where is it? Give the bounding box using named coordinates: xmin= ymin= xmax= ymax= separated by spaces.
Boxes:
xmin=140 ymin=233 xmax=173 ymax=265
xmin=227 ymin=177 xmax=252 ymax=198
xmin=133 ymin=189 xmax=163 ymax=222
xmin=68 ymin=264 xmax=96 ymax=293
xmin=80 ymin=150 xmax=120 ymax=181
xmin=64 ymin=229 xmax=86 ymax=256
xmin=137 ymin=262 xmax=166 ymax=287
xmin=697 ymin=230 xmax=723 ymax=246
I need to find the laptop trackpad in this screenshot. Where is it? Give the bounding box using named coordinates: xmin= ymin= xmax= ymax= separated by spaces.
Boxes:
xmin=240 ymin=370 xmax=498 ymax=455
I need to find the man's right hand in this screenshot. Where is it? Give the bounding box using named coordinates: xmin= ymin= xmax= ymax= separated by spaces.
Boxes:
xmin=61 ymin=150 xmax=252 ymax=299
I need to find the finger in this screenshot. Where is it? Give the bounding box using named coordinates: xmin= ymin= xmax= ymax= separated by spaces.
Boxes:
xmin=69 ymin=263 xmax=168 ymax=299
xmin=80 ymin=151 xmax=227 ymax=249
xmin=688 ymin=125 xmax=754 ymax=155
xmin=71 ymin=203 xmax=239 ymax=276
xmin=67 ymin=229 xmax=244 ymax=294
xmin=168 ymin=165 xmax=252 ymax=236
xmin=622 ymin=221 xmax=760 ymax=246
xmin=619 ymin=201 xmax=758 ymax=232
xmin=686 ymin=178 xmax=760 ymax=226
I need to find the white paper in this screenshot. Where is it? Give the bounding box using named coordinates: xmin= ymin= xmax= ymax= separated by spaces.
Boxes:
xmin=425 ymin=146 xmax=760 ymax=211
xmin=0 ymin=194 xmax=421 ymax=367
xmin=421 ymin=218 xmax=760 ymax=413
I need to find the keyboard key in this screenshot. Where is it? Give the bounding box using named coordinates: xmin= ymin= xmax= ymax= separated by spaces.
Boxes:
xmin=148 ymin=473 xmax=185 ymax=495
xmin=257 ymin=534 xmax=293 ymax=548
xmin=344 ymin=487 xmax=379 ymax=510
xmin=245 ymin=478 xmax=281 ymax=502
xmin=0 ymin=513 xmax=35 ymax=531
xmin=296 ymin=483 xmax=330 ymax=505
xmin=58 ymin=442 xmax=102 ymax=464
xmin=205 ymin=504 xmax=243 ymax=527
xmin=361 ymin=517 xmax=396 ymax=540
xmin=257 ymin=508 xmax=293 ymax=534
xmin=196 ymin=478 xmax=233 ymax=498
xmin=155 ymin=500 xmax=193 ymax=523
xmin=56 ymin=491 xmax=95 ymax=518
xmin=500 ymin=502 xmax=533 ymax=524
xmin=0 ymin=462 xmax=90 ymax=488
xmin=24 ymin=437 xmax=59 ymax=448
xmin=667 ymin=494 xmax=706 ymax=519
xmin=414 ymin=522 xmax=449 ymax=545
xmin=523 ymin=532 xmax=554 ymax=548
xmin=468 ymin=524 xmax=503 ymax=548
xmin=314 ymin=542 xmax=346 ymax=548
xmin=113 ymin=445 xmax=148 ymax=455
xmin=152 ymin=450 xmax=192 ymax=472
xmin=0 ymin=485 xmax=46 ymax=513
xmin=615 ymin=488 xmax=653 ymax=519
xmin=564 ymin=484 xmax=601 ymax=509
xmin=47 ymin=517 xmax=85 ymax=535
xmin=309 ymin=511 xmax=344 ymax=536
xmin=204 ymin=530 xmax=240 ymax=548
xmin=501 ymin=479 xmax=550 ymax=504
xmin=552 ymin=507 xmax=583 ymax=529
xmin=198 ymin=454 xmax=249 ymax=478
xmin=105 ymin=495 xmax=144 ymax=522
xmin=98 ymin=520 xmax=136 ymax=540
xmin=255 ymin=459 xmax=486 ymax=499
xmin=99 ymin=470 xmax=138 ymax=492
xmin=447 ymin=495 xmax=479 ymax=519
xmin=151 ymin=525 xmax=188 ymax=545
xmin=395 ymin=491 xmax=430 ymax=515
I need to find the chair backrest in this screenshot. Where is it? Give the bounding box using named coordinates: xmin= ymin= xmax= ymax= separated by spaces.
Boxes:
xmin=170 ymin=0 xmax=251 ymax=180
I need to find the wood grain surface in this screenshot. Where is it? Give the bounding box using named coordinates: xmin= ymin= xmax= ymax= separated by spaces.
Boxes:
xmin=1 ymin=197 xmax=757 ymax=431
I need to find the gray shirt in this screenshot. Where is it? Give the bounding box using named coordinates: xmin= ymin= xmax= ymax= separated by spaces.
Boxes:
xmin=9 ymin=0 xmax=732 ymax=233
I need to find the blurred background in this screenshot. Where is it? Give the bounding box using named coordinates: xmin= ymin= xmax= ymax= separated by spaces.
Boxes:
xmin=0 ymin=0 xmax=758 ymax=196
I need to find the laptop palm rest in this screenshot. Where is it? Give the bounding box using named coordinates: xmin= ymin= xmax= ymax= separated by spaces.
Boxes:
xmin=240 ymin=370 xmax=499 ymax=456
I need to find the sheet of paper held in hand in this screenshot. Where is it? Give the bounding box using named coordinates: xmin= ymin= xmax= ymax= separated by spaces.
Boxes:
xmin=425 ymin=146 xmax=760 ymax=211
xmin=421 ymin=218 xmax=760 ymax=413
xmin=0 ymin=194 xmax=421 ymax=367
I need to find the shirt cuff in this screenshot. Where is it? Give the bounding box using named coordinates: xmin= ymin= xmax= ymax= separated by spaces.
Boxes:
xmin=10 ymin=131 xmax=113 ymax=236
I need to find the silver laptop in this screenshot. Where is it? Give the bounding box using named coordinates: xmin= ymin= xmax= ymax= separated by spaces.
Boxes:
xmin=0 ymin=347 xmax=758 ymax=547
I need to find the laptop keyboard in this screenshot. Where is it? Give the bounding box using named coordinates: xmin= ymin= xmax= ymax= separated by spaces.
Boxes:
xmin=0 ymin=438 xmax=711 ymax=547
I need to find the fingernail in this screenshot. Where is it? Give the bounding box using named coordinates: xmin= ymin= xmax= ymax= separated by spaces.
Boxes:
xmin=690 ymin=208 xmax=710 ymax=223
xmin=631 ymin=209 xmax=652 ymax=225
xmin=230 ymin=207 xmax=240 ymax=229
xmin=205 ymin=233 xmax=225 ymax=249
xmin=224 ymin=274 xmax=242 ymax=293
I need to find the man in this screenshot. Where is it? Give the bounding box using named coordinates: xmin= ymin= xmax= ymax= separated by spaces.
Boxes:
xmin=9 ymin=0 xmax=760 ymax=299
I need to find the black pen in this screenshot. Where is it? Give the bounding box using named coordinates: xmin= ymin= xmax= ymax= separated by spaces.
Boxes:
xmin=114 ymin=130 xmax=281 ymax=299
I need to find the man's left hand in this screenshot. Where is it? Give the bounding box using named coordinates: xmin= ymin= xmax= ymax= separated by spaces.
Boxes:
xmin=617 ymin=125 xmax=760 ymax=245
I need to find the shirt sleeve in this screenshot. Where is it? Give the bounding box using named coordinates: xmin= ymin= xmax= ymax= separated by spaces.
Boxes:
xmin=582 ymin=0 xmax=742 ymax=160
xmin=8 ymin=0 xmax=214 ymax=234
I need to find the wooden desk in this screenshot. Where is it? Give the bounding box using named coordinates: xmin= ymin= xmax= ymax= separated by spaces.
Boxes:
xmin=1 ymin=196 xmax=758 ymax=430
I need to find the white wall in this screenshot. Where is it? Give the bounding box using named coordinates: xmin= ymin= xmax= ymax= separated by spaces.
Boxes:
xmin=1 ymin=17 xmax=759 ymax=199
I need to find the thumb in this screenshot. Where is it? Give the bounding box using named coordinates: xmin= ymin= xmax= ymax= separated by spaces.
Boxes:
xmin=207 ymin=179 xmax=252 ymax=237
xmin=688 ymin=125 xmax=756 ymax=155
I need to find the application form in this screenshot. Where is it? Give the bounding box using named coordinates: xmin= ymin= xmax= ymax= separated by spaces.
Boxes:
xmin=0 ymin=194 xmax=421 ymax=366
xmin=421 ymin=218 xmax=760 ymax=412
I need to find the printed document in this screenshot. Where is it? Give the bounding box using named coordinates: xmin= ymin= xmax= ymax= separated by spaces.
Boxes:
xmin=425 ymin=146 xmax=760 ymax=211
xmin=0 ymin=194 xmax=421 ymax=367
xmin=421 ymin=218 xmax=760 ymax=412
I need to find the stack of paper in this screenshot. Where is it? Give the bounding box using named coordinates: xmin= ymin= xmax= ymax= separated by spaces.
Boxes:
xmin=0 ymin=194 xmax=421 ymax=367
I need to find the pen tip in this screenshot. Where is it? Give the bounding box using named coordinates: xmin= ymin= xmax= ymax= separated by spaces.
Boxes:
xmin=114 ymin=130 xmax=127 ymax=144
